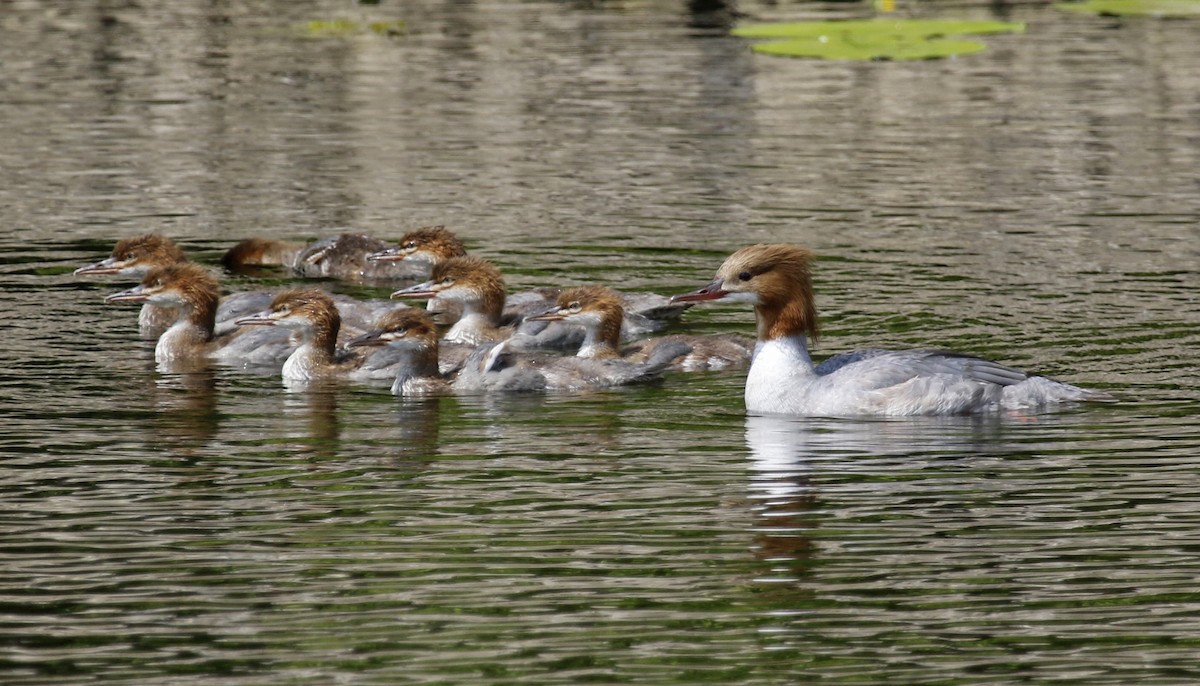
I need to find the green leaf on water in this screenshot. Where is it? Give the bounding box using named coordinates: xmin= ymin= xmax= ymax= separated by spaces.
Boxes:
xmin=298 ymin=19 xmax=406 ymax=37
xmin=731 ymin=18 xmax=1025 ymax=61
xmin=1055 ymin=0 xmax=1200 ymax=16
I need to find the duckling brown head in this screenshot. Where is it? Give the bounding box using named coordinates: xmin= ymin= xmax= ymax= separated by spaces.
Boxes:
xmin=76 ymin=233 xmax=188 ymax=276
xmin=368 ymin=226 xmax=467 ymax=265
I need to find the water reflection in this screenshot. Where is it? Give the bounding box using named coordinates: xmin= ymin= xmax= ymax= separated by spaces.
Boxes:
xmin=147 ymin=366 xmax=219 ymax=459
xmin=281 ymin=380 xmax=343 ymax=460
xmin=742 ymin=413 xmax=1034 ymax=584
xmin=743 ymin=415 xmax=821 ymax=592
xmin=379 ymin=396 xmax=442 ymax=466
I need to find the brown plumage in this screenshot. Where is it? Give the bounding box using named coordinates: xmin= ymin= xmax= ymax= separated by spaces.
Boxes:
xmin=76 ymin=233 xmax=187 ymax=276
xmin=221 ymin=237 xmax=305 ymax=269
xmin=532 ymin=285 xmax=753 ymax=371
xmin=392 ymin=256 xmax=511 ymax=345
xmin=533 ymin=285 xmax=625 ymax=359
xmin=270 ymin=288 xmax=342 ymax=356
xmin=706 ymin=244 xmax=819 ymax=342
xmin=347 ymin=309 xmax=448 ymax=394
xmin=371 ymin=225 xmax=468 ymax=265
xmin=104 ymin=263 xmax=222 ymax=364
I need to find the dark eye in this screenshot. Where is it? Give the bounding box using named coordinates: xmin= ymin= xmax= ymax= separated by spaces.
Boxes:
xmin=441 ymin=277 xmax=454 ymax=286
xmin=568 ymin=301 xmax=581 ymax=312
xmin=403 ymin=242 xmax=416 ymax=250
xmin=738 ymin=271 xmax=752 ymax=282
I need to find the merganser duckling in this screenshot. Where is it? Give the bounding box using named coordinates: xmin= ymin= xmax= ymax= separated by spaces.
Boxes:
xmin=390 ymin=256 xmax=512 ymax=346
xmin=368 ymin=226 xmax=473 ymax=324
xmin=347 ymin=304 xmax=689 ymax=395
xmin=671 ymin=244 xmax=1115 ymax=416
xmin=235 ymin=287 xmax=404 ymax=381
xmin=77 ymin=234 xmax=286 ymax=340
xmin=346 ymin=309 xmax=453 ymax=396
xmin=105 ymin=263 xmax=292 ymax=366
xmin=222 ymin=232 xmax=437 ymax=282
xmin=368 ymin=226 xmax=690 ymax=337
xmin=76 ymin=233 xmax=187 ymax=276
xmin=365 ymin=225 xmax=467 ymax=269
xmin=461 ymin=335 xmax=691 ymax=392
xmin=219 ymin=237 xmax=305 ymax=272
xmin=528 ymin=285 xmax=753 ymax=371
xmin=77 ymin=234 xmax=189 ymax=339
xmin=348 ymin=308 xmax=558 ymax=394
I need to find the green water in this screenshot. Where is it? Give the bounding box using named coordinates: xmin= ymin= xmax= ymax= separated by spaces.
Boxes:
xmin=2 ymin=0 xmax=1200 ymax=683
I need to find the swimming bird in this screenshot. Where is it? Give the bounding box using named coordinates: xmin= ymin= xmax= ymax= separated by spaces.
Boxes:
xmin=346 ymin=309 xmax=451 ymax=396
xmin=347 ymin=306 xmax=686 ymax=395
xmin=105 ymin=263 xmax=292 ymax=367
xmin=348 ymin=308 xmax=559 ymax=394
xmin=462 ymin=336 xmax=691 ymax=393
xmin=528 ymin=285 xmax=752 ymax=371
xmin=222 ymin=232 xmax=430 ymax=282
xmin=235 ymin=287 xmax=405 ymax=382
xmin=77 ymin=234 xmax=190 ymax=339
xmin=369 ymin=226 xmax=690 ymax=336
xmin=671 ymin=244 xmax=1115 ymax=416
xmin=390 ymin=256 xmax=515 ymax=346
xmin=365 ymin=225 xmax=468 ymax=269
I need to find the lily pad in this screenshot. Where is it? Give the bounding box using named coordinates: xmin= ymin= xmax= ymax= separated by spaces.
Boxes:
xmin=1055 ymin=0 xmax=1200 ymax=15
xmin=732 ymin=18 xmax=1025 ymax=60
xmin=298 ymin=19 xmax=406 ymax=37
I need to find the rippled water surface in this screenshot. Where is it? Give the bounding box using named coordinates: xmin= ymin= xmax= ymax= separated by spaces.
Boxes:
xmin=3 ymin=0 xmax=1200 ymax=683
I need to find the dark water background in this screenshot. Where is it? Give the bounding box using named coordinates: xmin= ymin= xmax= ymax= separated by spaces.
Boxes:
xmin=2 ymin=0 xmax=1199 ymax=683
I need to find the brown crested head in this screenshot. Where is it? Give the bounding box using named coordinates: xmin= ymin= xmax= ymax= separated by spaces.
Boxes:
xmin=114 ymin=233 xmax=188 ymax=268
xmin=142 ymin=263 xmax=219 ymax=331
xmin=221 ymin=238 xmax=297 ymax=268
xmin=555 ymin=285 xmax=622 ymax=312
xmin=433 ymin=256 xmax=505 ymax=305
xmin=554 ymin=285 xmax=625 ymax=351
xmin=554 ymin=285 xmax=625 ymax=327
xmin=361 ymin=308 xmax=440 ymax=348
xmin=270 ymin=287 xmax=341 ymax=332
xmin=716 ymin=244 xmax=819 ymax=340
xmin=398 ymin=226 xmax=467 ymax=262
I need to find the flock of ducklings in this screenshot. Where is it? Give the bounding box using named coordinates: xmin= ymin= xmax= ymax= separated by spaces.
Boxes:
xmin=77 ymin=228 xmax=755 ymax=396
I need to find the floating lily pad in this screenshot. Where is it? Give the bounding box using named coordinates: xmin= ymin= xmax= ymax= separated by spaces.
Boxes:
xmin=298 ymin=19 xmax=406 ymax=37
xmin=732 ymin=19 xmax=1025 ymax=60
xmin=1056 ymin=0 xmax=1200 ymax=15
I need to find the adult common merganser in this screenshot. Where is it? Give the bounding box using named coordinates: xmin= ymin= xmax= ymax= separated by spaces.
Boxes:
xmin=235 ymin=287 xmax=405 ymax=382
xmin=105 ymin=263 xmax=292 ymax=367
xmin=528 ymin=285 xmax=753 ymax=371
xmin=671 ymin=244 xmax=1115 ymax=416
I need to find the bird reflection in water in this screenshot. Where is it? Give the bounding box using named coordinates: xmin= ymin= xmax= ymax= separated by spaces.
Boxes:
xmin=281 ymin=379 xmax=443 ymax=464
xmin=147 ymin=362 xmax=220 ymax=460
xmin=744 ymin=415 xmax=821 ymax=587
xmin=744 ymin=413 xmax=1023 ymax=590
xmin=282 ymin=379 xmax=343 ymax=460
